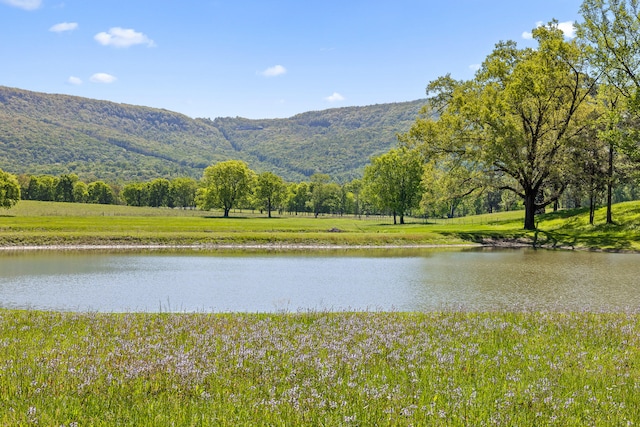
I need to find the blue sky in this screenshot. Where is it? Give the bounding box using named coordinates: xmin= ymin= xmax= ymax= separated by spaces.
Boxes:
xmin=1 ymin=0 xmax=582 ymax=119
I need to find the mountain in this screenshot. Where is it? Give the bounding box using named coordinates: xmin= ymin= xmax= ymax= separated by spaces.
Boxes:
xmin=0 ymin=86 xmax=426 ymax=183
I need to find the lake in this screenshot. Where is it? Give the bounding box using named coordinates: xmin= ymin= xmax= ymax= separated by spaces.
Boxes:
xmin=0 ymin=248 xmax=638 ymax=312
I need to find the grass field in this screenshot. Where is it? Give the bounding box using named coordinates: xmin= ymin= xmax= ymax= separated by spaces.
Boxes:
xmin=1 ymin=310 xmax=638 ymax=426
xmin=1 ymin=200 xmax=640 ymax=251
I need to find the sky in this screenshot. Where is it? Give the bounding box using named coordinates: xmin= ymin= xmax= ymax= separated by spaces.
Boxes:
xmin=1 ymin=0 xmax=583 ymax=120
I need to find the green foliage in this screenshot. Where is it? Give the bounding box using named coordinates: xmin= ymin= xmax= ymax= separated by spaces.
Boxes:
xmin=421 ymin=159 xmax=483 ymax=218
xmin=578 ymin=0 xmax=640 ymax=100
xmin=169 ymin=177 xmax=198 ymax=209
xmin=55 ymin=173 xmax=79 ymax=202
xmin=0 ymin=86 xmax=424 ymax=183
xmin=189 ymin=100 xmax=426 ymax=182
xmin=121 ymin=177 xmax=198 ymax=208
xmin=122 ymin=182 xmax=149 ymax=207
xmin=578 ymin=1 xmax=640 ymax=222
xmin=87 ymin=181 xmax=116 ymax=205
xmin=72 ymin=181 xmax=88 ymax=204
xmin=147 ymin=178 xmax=171 ymax=208
xmin=0 ymin=168 xmax=20 ymax=209
xmin=26 ymin=175 xmax=57 ymax=201
xmin=404 ymin=23 xmax=597 ymax=230
xmin=285 ymin=182 xmax=311 ymax=214
xmin=363 ymin=148 xmax=424 ymax=224
xmin=254 ymin=171 xmax=286 ymax=217
xmin=198 ymin=160 xmax=256 ymax=217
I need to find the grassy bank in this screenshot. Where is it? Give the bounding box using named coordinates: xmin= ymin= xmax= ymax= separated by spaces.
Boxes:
xmin=1 ymin=200 xmax=639 ymax=250
xmin=1 ymin=310 xmax=638 ymax=426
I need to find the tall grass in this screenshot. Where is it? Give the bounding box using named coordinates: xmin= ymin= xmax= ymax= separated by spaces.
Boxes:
xmin=0 ymin=310 xmax=638 ymax=425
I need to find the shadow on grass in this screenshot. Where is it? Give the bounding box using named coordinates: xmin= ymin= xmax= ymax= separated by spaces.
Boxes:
xmin=538 ymin=207 xmax=590 ymax=221
xmin=0 ymin=214 xmax=16 ymax=218
xmin=202 ymin=215 xmax=254 ymax=219
xmin=533 ymin=229 xmax=633 ymax=252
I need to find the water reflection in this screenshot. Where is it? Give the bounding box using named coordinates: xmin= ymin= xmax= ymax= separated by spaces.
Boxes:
xmin=0 ymin=248 xmax=638 ymax=312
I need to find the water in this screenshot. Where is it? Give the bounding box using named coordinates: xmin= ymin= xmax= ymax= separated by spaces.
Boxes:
xmin=0 ymin=248 xmax=638 ymax=312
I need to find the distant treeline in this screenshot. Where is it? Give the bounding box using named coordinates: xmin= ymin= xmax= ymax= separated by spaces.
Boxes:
xmin=14 ymin=167 xmax=640 ymax=220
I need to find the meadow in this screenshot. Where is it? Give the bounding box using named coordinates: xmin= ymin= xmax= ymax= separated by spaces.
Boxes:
xmin=1 ymin=310 xmax=638 ymax=426
xmin=1 ymin=199 xmax=640 ymax=251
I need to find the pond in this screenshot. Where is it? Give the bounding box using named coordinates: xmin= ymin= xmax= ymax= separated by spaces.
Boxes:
xmin=0 ymin=248 xmax=638 ymax=313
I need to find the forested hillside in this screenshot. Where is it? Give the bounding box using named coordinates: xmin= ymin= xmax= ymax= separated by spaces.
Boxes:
xmin=0 ymin=86 xmax=425 ymax=183
xmin=210 ymin=101 xmax=425 ymax=181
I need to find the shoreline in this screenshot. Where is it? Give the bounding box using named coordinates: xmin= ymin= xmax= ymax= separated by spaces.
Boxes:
xmin=0 ymin=239 xmax=635 ymax=253
xmin=0 ymin=242 xmax=486 ymax=251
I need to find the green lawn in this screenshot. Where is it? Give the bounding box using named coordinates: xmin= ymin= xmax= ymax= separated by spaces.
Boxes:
xmin=1 ymin=200 xmax=639 ymax=250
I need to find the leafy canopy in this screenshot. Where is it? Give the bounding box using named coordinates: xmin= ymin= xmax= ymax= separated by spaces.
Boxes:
xmin=198 ymin=160 xmax=255 ymax=217
xmin=403 ymin=22 xmax=596 ymax=230
xmin=0 ymin=169 xmax=21 ymax=209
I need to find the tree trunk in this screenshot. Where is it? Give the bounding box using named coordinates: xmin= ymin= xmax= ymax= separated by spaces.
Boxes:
xmin=524 ymin=191 xmax=537 ymax=230
xmin=400 ymin=214 xmax=405 ymax=225
xmin=223 ymin=207 xmax=230 ymax=217
xmin=393 ymin=212 xmax=397 ymax=225
xmin=589 ymin=193 xmax=596 ymax=225
xmin=606 ymin=142 xmax=614 ymax=224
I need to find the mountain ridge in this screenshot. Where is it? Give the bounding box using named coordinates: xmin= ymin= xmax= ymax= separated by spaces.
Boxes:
xmin=0 ymin=85 xmax=426 ymax=183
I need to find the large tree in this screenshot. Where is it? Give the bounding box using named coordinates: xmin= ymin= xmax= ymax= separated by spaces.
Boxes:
xmin=404 ymin=23 xmax=596 ymax=230
xmin=308 ymin=174 xmax=335 ymax=218
xmin=285 ymin=182 xmax=310 ymax=215
xmin=578 ymin=0 xmax=640 ymax=222
xmin=363 ymin=147 xmax=424 ymax=224
xmin=198 ymin=160 xmax=255 ymax=217
xmin=579 ymin=0 xmax=640 ymax=97
xmin=0 ymin=169 xmax=21 ymax=209
xmin=254 ymin=171 xmax=286 ymax=218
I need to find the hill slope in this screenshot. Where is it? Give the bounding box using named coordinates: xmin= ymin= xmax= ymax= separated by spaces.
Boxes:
xmin=0 ymin=86 xmax=426 ymax=182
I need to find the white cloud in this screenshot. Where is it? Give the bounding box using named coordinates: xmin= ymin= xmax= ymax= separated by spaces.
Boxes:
xmin=325 ymin=92 xmax=345 ymax=102
xmin=50 ymin=22 xmax=78 ymax=33
xmin=260 ymin=65 xmax=287 ymax=77
xmin=469 ymin=63 xmax=481 ymax=72
xmin=522 ymin=21 xmax=542 ymax=40
xmin=94 ymin=27 xmax=155 ymax=48
xmin=0 ymin=0 xmax=41 ymax=10
xmin=67 ymin=76 xmax=82 ymax=85
xmin=523 ymin=20 xmax=575 ymax=40
xmin=90 ymin=73 xmax=117 ymax=84
xmin=558 ymin=21 xmax=576 ymax=39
